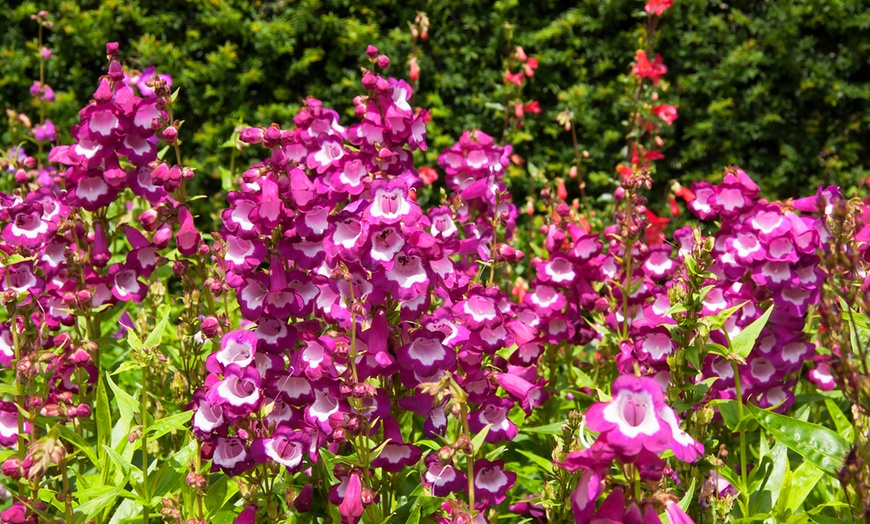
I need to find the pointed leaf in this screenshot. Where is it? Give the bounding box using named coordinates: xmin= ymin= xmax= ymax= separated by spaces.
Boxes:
xmin=748 ymin=404 xmax=848 ymax=477
xmin=730 ymin=305 xmax=773 ymax=359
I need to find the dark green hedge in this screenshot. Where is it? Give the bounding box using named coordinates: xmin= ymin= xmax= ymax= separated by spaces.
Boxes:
xmin=2 ymin=0 xmax=868 ymax=206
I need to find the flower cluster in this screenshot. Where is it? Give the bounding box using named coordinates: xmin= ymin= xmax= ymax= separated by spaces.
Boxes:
xmin=687 ymin=168 xmax=829 ymax=410
xmin=0 ymin=43 xmax=187 ymax=523
xmin=190 ymin=50 xmax=555 ymax=522
xmin=558 ymin=376 xmax=701 ymax=523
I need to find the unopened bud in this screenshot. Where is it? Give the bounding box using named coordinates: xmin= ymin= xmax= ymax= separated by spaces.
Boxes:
xmin=162 ymin=126 xmax=178 ymax=143
xmin=239 ymin=127 xmax=264 ymax=144
xmin=200 ymin=316 xmax=219 ymax=339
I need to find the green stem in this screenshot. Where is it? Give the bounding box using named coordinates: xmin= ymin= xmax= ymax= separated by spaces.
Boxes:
xmin=10 ymin=318 xmax=26 ymax=498
xmin=141 ymin=364 xmax=150 ymax=524
xmin=459 ymin=404 xmax=476 ymax=516
xmin=732 ymin=361 xmax=750 ymax=516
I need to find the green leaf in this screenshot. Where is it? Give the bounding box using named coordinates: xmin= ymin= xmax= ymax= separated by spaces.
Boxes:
xmin=471 ymin=424 xmax=492 ymax=453
xmin=749 ymin=441 xmax=787 ymax=514
xmin=515 ymin=449 xmax=553 ymax=473
xmin=59 ymin=425 xmax=99 ymax=466
xmin=205 ymin=475 xmax=239 ymax=519
xmin=678 ymin=478 xmax=696 ymax=512
xmin=705 ymin=300 xmax=749 ymax=331
xmin=95 ymin=375 xmax=112 ymax=484
xmin=809 ymin=515 xmax=849 ymax=524
xmin=521 ymin=422 xmax=565 ymax=435
xmin=144 ymin=411 xmax=192 ymax=440
xmin=713 ymin=400 xmax=757 ymax=432
xmin=73 ymin=483 xmax=133 ymax=524
xmin=126 ymin=327 xmax=142 ymax=352
xmin=824 ymin=399 xmax=855 ymax=441
xmin=730 ymin=305 xmax=773 ymax=359
xmin=748 ymin=404 xmax=849 ymax=477
xmin=785 ymin=462 xmax=824 ymax=512
xmin=144 ymin=309 xmax=171 ymax=349
xmin=106 ymin=373 xmax=138 ymax=424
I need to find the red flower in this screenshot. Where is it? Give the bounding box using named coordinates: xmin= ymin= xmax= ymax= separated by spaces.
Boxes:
xmin=645 ymin=209 xmax=670 ymax=246
xmin=652 ymin=104 xmax=678 ymax=125
xmin=504 ymin=70 xmax=524 ymax=86
xmin=644 ymin=149 xmax=666 ymax=161
xmin=673 ymin=185 xmax=696 ymax=203
xmin=669 ymin=195 xmax=680 ymax=217
xmin=557 ymin=179 xmax=568 ymax=200
xmin=632 ymin=51 xmax=668 ymax=85
xmin=524 ymin=57 xmax=539 ymax=77
xmin=645 ymin=0 xmax=673 ymax=16
xmin=419 ymin=166 xmax=438 ymax=185
xmin=523 ymin=100 xmax=541 ymax=114
xmin=409 ymin=55 xmax=420 ymax=81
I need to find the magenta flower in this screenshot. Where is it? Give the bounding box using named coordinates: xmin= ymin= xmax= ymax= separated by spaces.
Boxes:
xmin=211 ymin=436 xmax=252 ymax=476
xmin=585 ymin=375 xmax=672 ymax=456
xmin=337 ymin=472 xmax=365 ymax=522
xmin=251 ymin=428 xmax=310 ymax=472
xmin=468 ymin=396 xmax=518 ymax=443
xmin=473 ymin=458 xmax=516 ymax=506
xmin=422 ymin=455 xmax=466 ymax=496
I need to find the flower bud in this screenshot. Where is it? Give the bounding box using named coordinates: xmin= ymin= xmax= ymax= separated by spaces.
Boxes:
xmin=293 ymin=484 xmax=313 ymax=513
xmin=2 ymin=458 xmax=23 ymax=480
xmin=263 ymin=125 xmax=282 ymax=148
xmin=376 ymin=55 xmax=390 ymax=68
xmin=108 ymin=61 xmax=125 ymax=82
xmin=614 ymin=187 xmax=626 ymax=200
xmin=332 ymin=427 xmax=347 ymax=443
xmin=186 ymin=471 xmax=207 ymax=492
xmin=239 ymin=127 xmax=264 ymax=144
xmin=200 ymin=316 xmax=220 ymax=339
xmin=361 ymin=72 xmax=378 ymax=90
xmin=162 ymin=125 xmax=178 ymax=143
xmin=153 ymin=224 xmax=173 ymax=248
xmin=106 ymin=42 xmax=120 ymax=56
xmin=360 ymin=487 xmax=374 ymax=506
xmin=138 ymin=208 xmax=160 ymax=231
xmin=173 ymin=260 xmax=187 ymax=276
xmin=437 ymin=446 xmax=454 ymax=463
xmin=365 ymin=45 xmax=378 ymax=58
xmin=75 ymin=403 xmax=92 ymax=418
xmin=14 ymin=169 xmax=28 ymax=184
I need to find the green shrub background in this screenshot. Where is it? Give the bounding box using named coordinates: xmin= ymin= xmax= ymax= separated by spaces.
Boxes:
xmin=2 ymin=0 xmax=868 ymax=208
